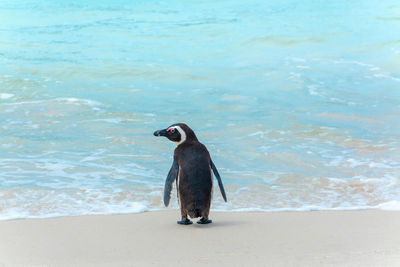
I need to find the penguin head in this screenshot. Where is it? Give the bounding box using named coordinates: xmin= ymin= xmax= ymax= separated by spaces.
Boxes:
xmin=153 ymin=123 xmax=197 ymax=146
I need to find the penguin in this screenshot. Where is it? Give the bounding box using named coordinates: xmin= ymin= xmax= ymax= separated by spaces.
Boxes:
xmin=153 ymin=123 xmax=227 ymax=225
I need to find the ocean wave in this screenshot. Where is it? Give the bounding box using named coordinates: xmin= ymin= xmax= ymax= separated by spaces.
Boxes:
xmin=1 ymin=0 xmax=400 ymax=221
xmin=0 ymin=97 xmax=103 ymax=107
xmin=0 ymin=201 xmax=149 ymax=221
xmin=2 ymin=200 xmax=400 ymax=221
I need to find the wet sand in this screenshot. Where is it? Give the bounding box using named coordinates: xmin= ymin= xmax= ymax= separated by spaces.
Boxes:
xmin=0 ymin=210 xmax=399 ymax=266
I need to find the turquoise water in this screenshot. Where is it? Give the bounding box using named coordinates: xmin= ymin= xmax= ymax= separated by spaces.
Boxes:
xmin=1 ymin=0 xmax=400 ymax=219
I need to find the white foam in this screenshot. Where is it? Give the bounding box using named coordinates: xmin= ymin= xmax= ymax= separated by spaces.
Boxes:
xmin=296 ymin=65 xmax=310 ymax=70
xmin=0 ymin=201 xmax=149 ymax=221
xmin=0 ymin=93 xmax=14 ymax=99
xmin=307 ymin=85 xmax=322 ymax=96
xmin=2 ymin=191 xmax=400 ymax=221
xmin=0 ymin=98 xmax=103 ymax=107
xmin=376 ymin=201 xmax=400 ymax=211
xmin=56 ymin=98 xmax=103 ymax=107
xmin=248 ymin=131 xmax=264 ymax=137
xmin=212 ymin=205 xmax=373 ymax=213
xmin=374 ymin=73 xmax=388 ymax=78
xmin=353 ymin=61 xmax=373 ymax=67
xmin=288 ymin=57 xmax=306 ymax=62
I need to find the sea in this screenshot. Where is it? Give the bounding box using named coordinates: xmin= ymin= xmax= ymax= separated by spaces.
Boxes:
xmin=1 ymin=0 xmax=399 ymax=220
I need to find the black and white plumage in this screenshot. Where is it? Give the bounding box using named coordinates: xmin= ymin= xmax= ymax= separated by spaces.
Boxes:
xmin=154 ymin=123 xmax=227 ymax=225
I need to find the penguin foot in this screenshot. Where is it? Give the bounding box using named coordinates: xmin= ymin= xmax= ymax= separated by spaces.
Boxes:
xmin=197 ymin=218 xmax=212 ymax=224
xmin=177 ymin=218 xmax=193 ymax=225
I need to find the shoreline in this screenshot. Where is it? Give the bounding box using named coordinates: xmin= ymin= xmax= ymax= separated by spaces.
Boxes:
xmin=1 ymin=210 xmax=400 ymax=266
xmin=2 ymin=202 xmax=400 ymax=221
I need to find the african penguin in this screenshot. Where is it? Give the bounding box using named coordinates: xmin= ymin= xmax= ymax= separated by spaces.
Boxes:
xmin=154 ymin=123 xmax=227 ymax=225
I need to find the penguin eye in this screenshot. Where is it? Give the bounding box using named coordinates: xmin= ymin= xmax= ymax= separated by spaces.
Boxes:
xmin=167 ymin=127 xmax=175 ymax=133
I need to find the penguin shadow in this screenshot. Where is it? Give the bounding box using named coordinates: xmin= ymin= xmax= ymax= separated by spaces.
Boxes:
xmin=190 ymin=219 xmax=246 ymax=228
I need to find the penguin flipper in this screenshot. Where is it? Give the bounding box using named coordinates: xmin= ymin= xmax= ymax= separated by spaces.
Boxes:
xmin=164 ymin=159 xmax=179 ymax=207
xmin=210 ymin=159 xmax=227 ymax=202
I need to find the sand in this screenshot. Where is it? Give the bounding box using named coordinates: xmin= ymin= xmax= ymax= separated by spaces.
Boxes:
xmin=0 ymin=210 xmax=399 ymax=267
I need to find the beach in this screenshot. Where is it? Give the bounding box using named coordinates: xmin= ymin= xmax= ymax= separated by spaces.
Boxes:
xmin=1 ymin=210 xmax=399 ymax=266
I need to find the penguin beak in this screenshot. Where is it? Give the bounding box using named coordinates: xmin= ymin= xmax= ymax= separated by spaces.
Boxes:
xmin=153 ymin=129 xmax=168 ymax=137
